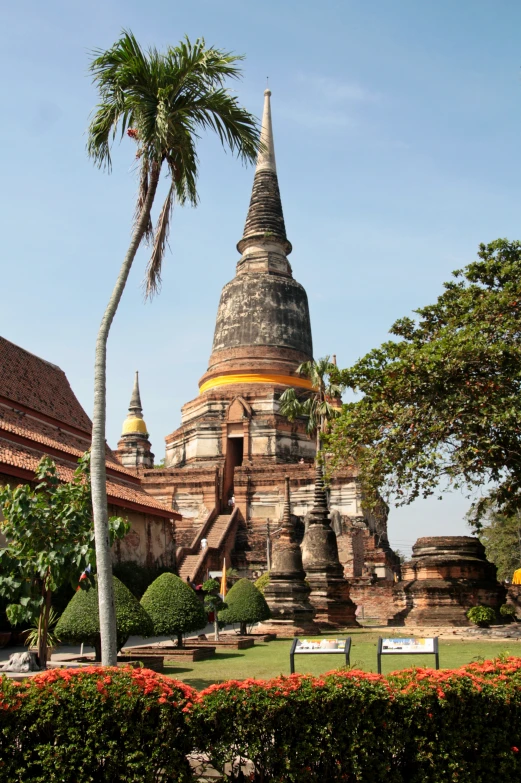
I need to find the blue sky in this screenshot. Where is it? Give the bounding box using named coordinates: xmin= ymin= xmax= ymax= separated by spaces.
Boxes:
xmin=2 ymin=0 xmax=520 ymax=555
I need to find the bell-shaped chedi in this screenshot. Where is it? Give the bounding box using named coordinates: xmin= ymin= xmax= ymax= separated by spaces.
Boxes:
xmin=259 ymin=476 xmax=319 ymax=636
xmin=116 ymin=372 xmax=154 ymax=469
xmin=392 ymin=536 xmax=506 ymax=626
xmin=302 ymin=462 xmax=359 ymax=628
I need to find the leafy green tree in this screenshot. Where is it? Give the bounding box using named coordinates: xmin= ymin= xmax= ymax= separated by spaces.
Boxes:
xmin=87 ymin=31 xmax=261 ymax=665
xmin=327 ymin=239 xmax=521 ymax=526
xmin=0 ymin=455 xmax=128 ymax=666
xmin=279 ymin=357 xmax=343 ymax=453
xmin=140 ymin=573 xmax=206 ymax=647
xmin=478 ymin=511 xmax=521 ymax=582
xmin=218 ymin=578 xmax=270 ymax=635
xmin=56 ymin=576 xmax=153 ymax=660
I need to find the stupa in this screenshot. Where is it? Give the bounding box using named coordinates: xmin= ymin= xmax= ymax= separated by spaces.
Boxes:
xmin=116 ymin=372 xmax=154 ymax=469
xmin=140 ymin=90 xmax=398 ymax=587
xmin=259 ymin=476 xmax=319 ymax=636
xmin=302 ymin=462 xmax=359 ymax=628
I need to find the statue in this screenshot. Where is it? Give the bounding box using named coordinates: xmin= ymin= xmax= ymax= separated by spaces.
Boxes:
xmin=0 ymin=651 xmax=40 ymax=672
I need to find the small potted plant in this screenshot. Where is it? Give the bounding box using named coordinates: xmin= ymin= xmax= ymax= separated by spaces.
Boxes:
xmin=467 ymin=605 xmax=496 ymax=628
xmin=25 ymin=608 xmax=61 ymax=659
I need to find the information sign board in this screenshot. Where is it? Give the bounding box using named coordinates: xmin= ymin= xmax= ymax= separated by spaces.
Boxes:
xmin=290 ymin=638 xmax=351 ymax=674
xmin=377 ymin=637 xmax=439 ymax=673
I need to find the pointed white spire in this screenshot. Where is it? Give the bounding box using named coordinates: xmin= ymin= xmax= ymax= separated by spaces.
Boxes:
xmin=256 ymin=89 xmax=277 ymax=174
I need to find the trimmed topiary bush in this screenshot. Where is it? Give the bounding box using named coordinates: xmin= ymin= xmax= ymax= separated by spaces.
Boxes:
xmin=467 ymin=605 xmax=496 ymax=627
xmin=254 ymin=572 xmax=270 ymax=595
xmin=500 ymin=603 xmax=518 ymax=622
xmin=55 ymin=576 xmax=153 ymax=659
xmin=141 ymin=573 xmax=206 ymax=647
xmin=218 ymin=578 xmax=270 ymax=634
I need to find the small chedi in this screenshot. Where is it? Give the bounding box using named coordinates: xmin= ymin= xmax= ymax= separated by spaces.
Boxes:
xmin=259 ymin=476 xmax=318 ymax=636
xmin=301 ymin=462 xmax=358 ymax=629
xmin=393 ymin=536 xmax=505 ymax=626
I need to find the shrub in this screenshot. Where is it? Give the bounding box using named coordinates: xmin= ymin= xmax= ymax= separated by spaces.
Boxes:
xmin=192 ymin=658 xmax=521 ymax=782
xmin=0 ymin=667 xmax=195 ymax=782
xmin=254 ymin=572 xmax=270 ymax=594
xmin=218 ymin=578 xmax=270 ymax=634
xmin=141 ymin=573 xmax=206 ymax=647
xmin=500 ymin=603 xmax=518 ymax=621
xmin=55 ymin=576 xmax=153 ymax=659
xmin=113 ymin=561 xmax=176 ymax=598
xmin=3 ymin=658 xmax=521 ymax=781
xmin=467 ymin=605 xmax=497 ymax=627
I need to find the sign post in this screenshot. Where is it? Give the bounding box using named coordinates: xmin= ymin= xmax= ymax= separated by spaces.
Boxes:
xmin=377 ymin=637 xmax=439 ymax=674
xmin=290 ymin=638 xmax=351 ymax=674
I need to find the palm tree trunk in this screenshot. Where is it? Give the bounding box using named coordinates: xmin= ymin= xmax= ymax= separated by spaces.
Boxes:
xmin=91 ymin=163 xmax=160 ymax=666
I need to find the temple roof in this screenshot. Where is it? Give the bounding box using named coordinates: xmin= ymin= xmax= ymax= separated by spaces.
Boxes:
xmin=0 ymin=336 xmax=174 ymax=518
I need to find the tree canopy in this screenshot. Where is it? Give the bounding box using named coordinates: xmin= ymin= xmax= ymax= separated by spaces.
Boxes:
xmin=279 ymin=357 xmax=343 ymax=451
xmin=327 ymin=239 xmax=521 ymax=525
xmin=0 ymin=454 xmax=128 ymax=663
xmin=478 ymin=511 xmax=521 ymax=581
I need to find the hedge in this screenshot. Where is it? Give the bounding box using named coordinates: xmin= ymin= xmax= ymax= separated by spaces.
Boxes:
xmin=218 ymin=578 xmax=270 ymax=634
xmin=1 ymin=658 xmax=521 ymax=781
xmin=0 ymin=666 xmax=195 ymax=782
xmin=56 ymin=576 xmax=154 ymax=659
xmin=141 ymin=573 xmax=207 ymax=646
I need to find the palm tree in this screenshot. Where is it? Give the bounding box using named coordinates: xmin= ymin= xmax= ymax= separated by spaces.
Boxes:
xmin=87 ymin=31 xmax=260 ymax=665
xmin=279 ymin=357 xmax=344 ymax=454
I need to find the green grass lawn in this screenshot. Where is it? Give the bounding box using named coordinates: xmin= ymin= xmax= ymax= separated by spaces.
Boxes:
xmin=164 ymin=629 xmax=521 ymax=690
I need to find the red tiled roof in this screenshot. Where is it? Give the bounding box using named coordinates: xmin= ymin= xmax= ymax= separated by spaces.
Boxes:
xmin=0 ymin=403 xmax=139 ymax=479
xmin=0 ymin=335 xmax=178 ymax=520
xmin=0 ymin=336 xmax=92 ymax=432
xmin=0 ymin=437 xmax=178 ymax=518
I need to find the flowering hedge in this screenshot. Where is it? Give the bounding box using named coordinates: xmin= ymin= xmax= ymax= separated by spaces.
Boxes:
xmin=191 ymin=658 xmax=521 ymax=782
xmin=1 ymin=658 xmax=521 ymax=781
xmin=0 ymin=666 xmax=196 ymax=782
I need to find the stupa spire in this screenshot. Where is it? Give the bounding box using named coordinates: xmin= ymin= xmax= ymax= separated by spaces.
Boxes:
xmin=117 ymin=371 xmax=154 ymax=469
xmin=256 ymin=89 xmax=277 ymax=174
xmin=236 ymin=88 xmax=292 ymax=264
xmin=129 ymin=371 xmax=143 ymax=415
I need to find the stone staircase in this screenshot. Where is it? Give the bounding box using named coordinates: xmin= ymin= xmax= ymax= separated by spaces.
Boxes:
xmin=177 ymin=508 xmax=239 ymax=584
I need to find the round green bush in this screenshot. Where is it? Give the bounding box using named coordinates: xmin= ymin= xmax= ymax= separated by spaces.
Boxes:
xmin=55 ymin=576 xmax=154 ymax=659
xmin=140 ymin=573 xmax=206 ymax=646
xmin=500 ymin=603 xmax=518 ymax=621
xmin=467 ymin=605 xmax=496 ymax=627
xmin=218 ymin=578 xmax=271 ymax=634
xmin=254 ymin=572 xmax=270 ymax=595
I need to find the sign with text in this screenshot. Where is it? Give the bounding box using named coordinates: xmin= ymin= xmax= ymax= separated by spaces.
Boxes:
xmin=377 ymin=636 xmax=439 ymax=673
xmin=290 ymin=638 xmax=351 ymax=673
xmin=381 ymin=638 xmax=435 ymax=654
xmin=295 ymin=639 xmax=347 ymax=654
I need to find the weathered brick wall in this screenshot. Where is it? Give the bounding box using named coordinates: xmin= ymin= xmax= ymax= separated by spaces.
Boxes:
xmin=350 ymin=580 xmax=397 ymax=624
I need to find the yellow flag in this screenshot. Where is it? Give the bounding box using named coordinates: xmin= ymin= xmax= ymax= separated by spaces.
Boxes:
xmin=220 ymin=558 xmax=227 ymax=597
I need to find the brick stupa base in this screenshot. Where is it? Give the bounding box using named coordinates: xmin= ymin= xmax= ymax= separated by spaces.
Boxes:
xmin=393 ymin=536 xmax=505 ymax=626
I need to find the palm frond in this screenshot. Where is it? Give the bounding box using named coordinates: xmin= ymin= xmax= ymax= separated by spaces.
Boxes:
xmin=144 ymin=183 xmax=174 ymax=298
